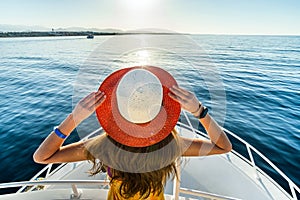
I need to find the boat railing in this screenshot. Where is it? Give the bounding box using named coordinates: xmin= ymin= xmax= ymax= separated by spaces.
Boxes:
xmin=1 ymin=114 xmax=298 ymax=199
xmin=177 ymin=111 xmax=300 ymax=200
xmin=16 ymin=127 xmax=103 ymax=193
xmin=224 ymin=127 xmax=299 ymax=199
xmin=0 ymin=179 xmax=241 ymax=200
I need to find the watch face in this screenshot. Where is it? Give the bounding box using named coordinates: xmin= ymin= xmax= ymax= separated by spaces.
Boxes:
xmin=199 ymin=107 xmax=208 ymax=119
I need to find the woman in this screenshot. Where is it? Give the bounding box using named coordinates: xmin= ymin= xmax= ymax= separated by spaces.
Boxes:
xmin=33 ymin=66 xmax=232 ymax=199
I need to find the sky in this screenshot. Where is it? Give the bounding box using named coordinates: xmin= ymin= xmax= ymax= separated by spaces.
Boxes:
xmin=0 ymin=0 xmax=300 ymax=35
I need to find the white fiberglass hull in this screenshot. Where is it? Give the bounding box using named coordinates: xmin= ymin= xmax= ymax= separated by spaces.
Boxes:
xmin=0 ymin=123 xmax=298 ymax=200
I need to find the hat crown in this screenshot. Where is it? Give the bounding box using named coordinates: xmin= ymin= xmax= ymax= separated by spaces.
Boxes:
xmin=116 ymin=69 xmax=163 ymax=124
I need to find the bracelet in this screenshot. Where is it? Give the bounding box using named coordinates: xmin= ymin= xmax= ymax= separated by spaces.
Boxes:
xmin=199 ymin=106 xmax=208 ymax=119
xmin=53 ymin=126 xmax=67 ymax=139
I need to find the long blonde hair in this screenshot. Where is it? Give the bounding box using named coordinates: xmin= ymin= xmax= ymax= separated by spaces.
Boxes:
xmin=84 ymin=128 xmax=182 ymax=198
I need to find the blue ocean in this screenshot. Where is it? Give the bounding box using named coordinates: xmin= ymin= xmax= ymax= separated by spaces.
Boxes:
xmin=0 ymin=35 xmax=299 ymax=195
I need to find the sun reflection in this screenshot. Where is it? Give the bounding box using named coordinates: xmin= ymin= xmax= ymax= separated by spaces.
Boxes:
xmin=136 ymin=50 xmax=149 ymax=59
xmin=120 ymin=50 xmax=152 ymax=67
xmin=135 ymin=50 xmax=151 ymax=65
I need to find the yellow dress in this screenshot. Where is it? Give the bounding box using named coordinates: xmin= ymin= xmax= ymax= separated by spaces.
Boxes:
xmin=107 ymin=179 xmax=165 ymax=200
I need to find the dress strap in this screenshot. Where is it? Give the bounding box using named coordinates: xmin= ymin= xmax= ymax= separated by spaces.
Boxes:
xmin=107 ymin=166 xmax=113 ymax=178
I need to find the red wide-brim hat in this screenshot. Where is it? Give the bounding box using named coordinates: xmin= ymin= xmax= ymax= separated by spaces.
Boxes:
xmin=96 ymin=66 xmax=181 ymax=147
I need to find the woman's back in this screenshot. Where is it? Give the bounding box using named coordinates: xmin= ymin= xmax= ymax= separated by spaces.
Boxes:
xmin=33 ymin=66 xmax=232 ymax=200
xmin=108 ymin=179 xmax=165 ymax=200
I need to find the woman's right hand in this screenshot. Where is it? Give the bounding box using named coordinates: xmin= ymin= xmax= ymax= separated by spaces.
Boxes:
xmin=72 ymin=90 xmax=106 ymax=124
xmin=33 ymin=90 xmax=105 ymax=164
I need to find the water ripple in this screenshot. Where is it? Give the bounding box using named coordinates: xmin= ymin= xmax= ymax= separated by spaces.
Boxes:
xmin=0 ymin=35 xmax=299 ymax=190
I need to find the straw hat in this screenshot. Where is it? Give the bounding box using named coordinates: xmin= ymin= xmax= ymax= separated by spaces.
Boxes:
xmin=96 ymin=66 xmax=181 ymax=147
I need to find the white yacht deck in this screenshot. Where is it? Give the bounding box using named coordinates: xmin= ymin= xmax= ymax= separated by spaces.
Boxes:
xmin=0 ymin=120 xmax=299 ymax=200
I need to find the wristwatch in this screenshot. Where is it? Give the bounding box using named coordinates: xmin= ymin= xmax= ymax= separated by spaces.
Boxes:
xmin=199 ymin=106 xmax=208 ymax=119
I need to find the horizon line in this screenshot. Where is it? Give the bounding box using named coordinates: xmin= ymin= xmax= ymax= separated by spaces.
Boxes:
xmin=0 ymin=31 xmax=299 ymax=37
xmin=0 ymin=24 xmax=300 ymax=37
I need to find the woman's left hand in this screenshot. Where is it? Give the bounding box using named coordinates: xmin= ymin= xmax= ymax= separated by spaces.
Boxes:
xmin=72 ymin=90 xmax=106 ymax=124
xmin=169 ymin=85 xmax=200 ymax=114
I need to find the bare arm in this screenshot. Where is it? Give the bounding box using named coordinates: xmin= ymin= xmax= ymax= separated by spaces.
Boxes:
xmin=33 ymin=91 xmax=106 ymax=164
xmin=180 ymin=113 xmax=232 ymax=156
xmin=169 ymin=86 xmax=232 ymax=156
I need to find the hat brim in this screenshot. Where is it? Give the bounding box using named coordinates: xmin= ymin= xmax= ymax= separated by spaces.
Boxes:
xmin=96 ymin=66 xmax=181 ymax=147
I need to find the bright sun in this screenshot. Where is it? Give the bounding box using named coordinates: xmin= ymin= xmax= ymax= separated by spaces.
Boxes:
xmin=121 ymin=0 xmax=157 ymax=11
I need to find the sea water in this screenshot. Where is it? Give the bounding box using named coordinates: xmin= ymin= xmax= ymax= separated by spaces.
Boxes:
xmin=0 ymin=35 xmax=299 ymax=194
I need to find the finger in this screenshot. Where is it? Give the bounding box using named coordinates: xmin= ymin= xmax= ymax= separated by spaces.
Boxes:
xmin=80 ymin=92 xmax=96 ymax=104
xmin=94 ymin=94 xmax=106 ymax=108
xmin=168 ymin=92 xmax=183 ymax=104
xmin=95 ymin=91 xmax=105 ymax=102
xmin=96 ymin=90 xmax=103 ymax=95
xmin=86 ymin=91 xmax=104 ymax=108
xmin=88 ymin=94 xmax=106 ymax=112
xmin=88 ymin=90 xmax=103 ymax=99
xmin=83 ymin=92 xmax=98 ymax=107
xmin=170 ymin=86 xmax=188 ymax=100
xmin=169 ymin=93 xmax=191 ymax=111
xmin=173 ymin=85 xmax=190 ymax=96
xmin=95 ymin=90 xmax=104 ymax=98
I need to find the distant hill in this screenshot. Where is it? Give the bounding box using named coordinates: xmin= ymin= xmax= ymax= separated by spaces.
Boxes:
xmin=0 ymin=24 xmax=123 ymax=33
xmin=0 ymin=24 xmax=49 ymax=32
xmin=0 ymin=24 xmax=182 ymax=38
xmin=55 ymin=27 xmax=123 ymax=33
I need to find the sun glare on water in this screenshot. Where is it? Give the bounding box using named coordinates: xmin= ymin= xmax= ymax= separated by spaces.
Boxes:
xmin=121 ymin=50 xmax=152 ymax=67
xmin=135 ymin=50 xmax=151 ymax=65
xmin=136 ymin=50 xmax=150 ymax=59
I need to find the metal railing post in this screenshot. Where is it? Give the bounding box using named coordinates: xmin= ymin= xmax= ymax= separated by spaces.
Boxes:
xmin=45 ymin=164 xmax=53 ymax=177
xmin=70 ymin=184 xmax=82 ymax=199
xmin=173 ymin=158 xmax=181 ymax=200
